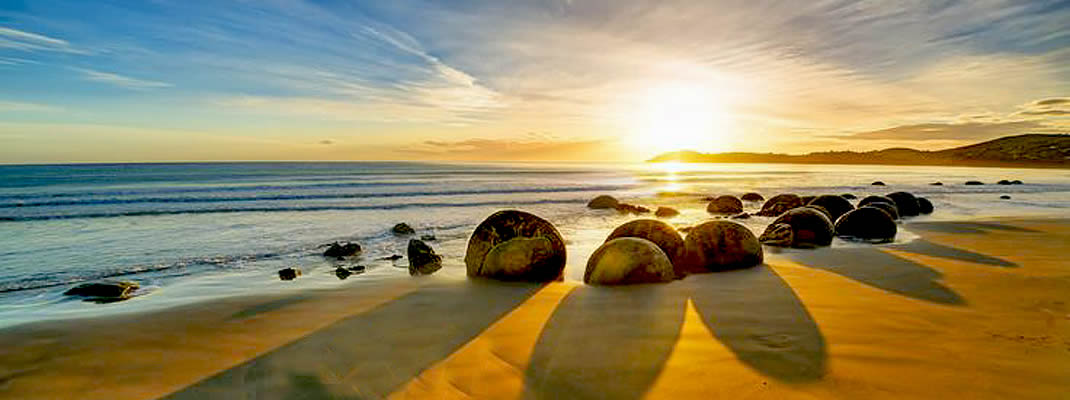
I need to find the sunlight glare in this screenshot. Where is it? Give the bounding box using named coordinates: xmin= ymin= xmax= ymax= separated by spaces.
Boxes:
xmin=630 ymin=83 xmax=736 ymax=156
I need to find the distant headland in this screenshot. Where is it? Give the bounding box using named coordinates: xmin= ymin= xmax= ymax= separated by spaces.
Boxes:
xmin=649 ymin=134 xmax=1070 ymax=168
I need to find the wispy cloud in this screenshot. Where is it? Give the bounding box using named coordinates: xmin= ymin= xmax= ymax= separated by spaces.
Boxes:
xmin=75 ymin=68 xmax=172 ymax=90
xmin=0 ymin=101 xmax=61 ymax=112
xmin=0 ymin=27 xmax=85 ymax=54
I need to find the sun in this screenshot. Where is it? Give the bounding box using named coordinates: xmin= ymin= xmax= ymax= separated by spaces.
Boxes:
xmin=629 ymin=82 xmax=736 ymax=156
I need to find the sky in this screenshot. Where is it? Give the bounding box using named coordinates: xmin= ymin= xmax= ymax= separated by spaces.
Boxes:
xmin=1 ymin=0 xmax=1068 ymax=163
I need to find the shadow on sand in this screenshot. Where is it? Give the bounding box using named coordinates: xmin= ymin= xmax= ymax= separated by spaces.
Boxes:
xmin=523 ymin=264 xmax=826 ymax=399
xmin=164 ymin=279 xmax=545 ymax=400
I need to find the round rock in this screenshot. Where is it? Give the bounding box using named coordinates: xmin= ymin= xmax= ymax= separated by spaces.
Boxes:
xmin=807 ymin=194 xmax=855 ymax=222
xmin=654 ymin=206 xmax=679 ymax=218
xmin=757 ymin=194 xmax=803 ymax=217
xmin=587 ymin=195 xmax=619 ymax=209
xmin=835 ymin=207 xmax=897 ymax=242
xmin=707 ymin=195 xmax=743 ymax=214
xmin=741 ymin=192 xmax=764 ymax=202
xmin=759 ymin=208 xmax=834 ymax=248
xmin=885 ymin=192 xmax=920 ymax=217
xmin=584 ymin=238 xmax=674 ymax=285
xmin=917 ymin=197 xmax=934 ymax=214
xmin=605 ymin=219 xmax=686 ymax=277
xmin=682 ymin=221 xmax=763 ymax=272
xmin=465 ymin=210 xmax=567 ymax=281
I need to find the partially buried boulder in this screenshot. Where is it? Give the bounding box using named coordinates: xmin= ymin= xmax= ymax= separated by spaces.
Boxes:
xmin=615 ymin=203 xmax=651 ymax=215
xmin=807 ymin=194 xmax=855 ymax=222
xmin=465 ymin=210 xmax=567 ymax=281
xmin=408 ymin=239 xmax=442 ymax=276
xmin=654 ymin=206 xmax=679 ymax=218
xmin=886 ymin=192 xmax=920 ymax=217
xmin=917 ymin=197 xmax=934 ymax=214
xmin=863 ymin=202 xmax=900 ymax=220
xmin=278 ymin=268 xmax=301 ymax=281
xmin=323 ymin=241 xmax=361 ymax=258
xmin=756 ymin=194 xmax=804 ymax=217
xmin=64 ymin=281 xmax=138 ymax=300
xmin=707 ymin=195 xmax=743 ymax=214
xmin=841 ymin=193 xmax=857 ymax=200
xmin=965 ymin=181 xmax=984 ymax=186
xmin=759 ymin=207 xmax=834 ymax=249
xmin=930 ymin=182 xmax=944 ymax=186
xmin=585 ymin=238 xmax=674 ymax=285
xmin=872 ymin=181 xmax=886 ymax=186
xmin=835 ymin=207 xmax=897 ymax=242
xmin=858 ymin=195 xmax=897 ymax=209
xmin=392 ymin=223 xmax=416 ymax=235
xmin=587 ymin=195 xmax=619 ymax=209
xmin=1000 ymin=195 xmax=1011 ymax=200
xmin=997 ymin=180 xmax=1012 ymax=185
xmin=605 ymin=219 xmax=686 ymax=277
xmin=682 ymin=220 xmax=763 ymax=273
xmin=741 ymin=192 xmax=764 ymax=202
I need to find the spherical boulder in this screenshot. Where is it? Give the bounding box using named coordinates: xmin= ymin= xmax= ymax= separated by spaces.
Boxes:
xmin=756 ymin=194 xmax=804 ymax=217
xmin=1000 ymin=195 xmax=1011 ymax=200
xmin=917 ymin=197 xmax=934 ymax=214
xmin=801 ymin=204 xmax=833 ymax=221
xmin=885 ymin=192 xmax=920 ymax=217
xmin=654 ymin=206 xmax=679 ymax=218
xmin=587 ymin=195 xmax=619 ymax=209
xmin=585 ymin=238 xmax=674 ymax=285
xmin=759 ymin=208 xmax=834 ymax=248
xmin=862 ymin=202 xmax=899 ymax=220
xmin=965 ymin=181 xmax=984 ymax=186
xmin=741 ymin=192 xmax=764 ymax=202
xmin=408 ymin=239 xmax=442 ymax=276
xmin=858 ymin=195 xmax=897 ymax=208
xmin=872 ymin=181 xmax=886 ymax=186
xmin=465 ymin=210 xmax=566 ymax=281
xmin=835 ymin=207 xmax=897 ymax=242
xmin=605 ymin=219 xmax=686 ymax=277
xmin=930 ymin=182 xmax=944 ymax=186
xmin=682 ymin=221 xmax=763 ymax=272
xmin=807 ymin=194 xmax=855 ymax=222
xmin=707 ymin=195 xmax=743 ymax=214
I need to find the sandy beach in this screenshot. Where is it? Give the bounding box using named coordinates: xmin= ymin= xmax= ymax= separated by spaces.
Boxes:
xmin=1 ymin=216 xmax=1067 ymax=399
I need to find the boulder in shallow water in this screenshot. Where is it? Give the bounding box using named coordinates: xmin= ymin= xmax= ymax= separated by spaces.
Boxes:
xmin=381 ymin=254 xmax=403 ymax=261
xmin=835 ymin=207 xmax=897 ymax=242
xmin=1000 ymin=195 xmax=1011 ymax=200
xmin=965 ymin=181 xmax=984 ymax=186
xmin=731 ymin=212 xmax=751 ymax=219
xmin=997 ymin=180 xmax=1012 ymax=185
xmin=587 ymin=195 xmax=619 ymax=209
xmin=757 ymin=194 xmax=803 ymax=217
xmin=807 ymin=194 xmax=855 ymax=222
xmin=930 ymin=182 xmax=944 ymax=186
xmin=862 ymin=202 xmax=899 ymax=220
xmin=741 ymin=192 xmax=764 ymax=202
xmin=615 ymin=203 xmax=651 ymax=215
xmin=278 ymin=268 xmax=301 ymax=281
xmin=858 ymin=195 xmax=897 ymax=208
xmin=1011 ymin=180 xmax=1023 ymax=185
xmin=682 ymin=220 xmax=763 ymax=273
xmin=841 ymin=193 xmax=857 ymax=200
xmin=392 ymin=223 xmax=416 ymax=235
xmin=707 ymin=195 xmax=743 ymax=214
xmin=917 ymin=197 xmax=934 ymax=214
xmin=654 ymin=206 xmax=679 ymax=218
xmin=323 ymin=241 xmax=361 ymax=258
xmin=871 ymin=181 xmax=886 ymax=186
xmin=585 ymin=238 xmax=674 ymax=285
xmin=408 ymin=239 xmax=442 ymax=276
xmin=420 ymin=234 xmax=437 ymax=241
xmin=605 ymin=219 xmax=686 ymax=277
xmin=886 ymin=192 xmax=920 ymax=217
xmin=759 ymin=207 xmax=834 ymax=248
xmin=64 ymin=281 xmax=138 ymax=300
xmin=465 ymin=210 xmax=566 ymax=281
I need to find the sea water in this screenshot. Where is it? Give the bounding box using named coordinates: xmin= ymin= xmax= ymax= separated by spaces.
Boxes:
xmin=1 ymin=162 xmax=1068 ymax=327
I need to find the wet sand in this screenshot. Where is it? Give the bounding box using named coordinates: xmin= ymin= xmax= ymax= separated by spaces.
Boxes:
xmin=1 ymin=218 xmax=1068 ymax=399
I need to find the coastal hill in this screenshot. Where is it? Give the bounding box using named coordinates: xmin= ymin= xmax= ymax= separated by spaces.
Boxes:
xmin=648 ymin=134 xmax=1070 ymax=168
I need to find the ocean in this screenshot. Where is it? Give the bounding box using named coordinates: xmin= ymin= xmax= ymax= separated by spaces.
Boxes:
xmin=1 ymin=161 xmax=1068 ymax=327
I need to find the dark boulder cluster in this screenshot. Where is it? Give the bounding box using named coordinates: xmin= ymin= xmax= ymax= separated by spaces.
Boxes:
xmin=278 ymin=267 xmax=301 ymax=281
xmin=323 ymin=241 xmax=361 ymax=258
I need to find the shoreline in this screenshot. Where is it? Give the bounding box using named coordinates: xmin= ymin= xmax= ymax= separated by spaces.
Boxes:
xmin=2 ymin=216 xmax=1068 ymax=399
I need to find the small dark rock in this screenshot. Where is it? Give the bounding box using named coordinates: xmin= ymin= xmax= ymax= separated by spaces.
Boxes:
xmin=381 ymin=254 xmax=403 ymax=261
xmin=871 ymin=181 xmax=886 ymax=186
xmin=615 ymin=203 xmax=651 ymax=215
xmin=731 ymin=212 xmax=751 ymax=219
xmin=836 ymin=207 xmax=897 ymax=242
xmin=741 ymin=192 xmax=764 ymax=202
xmin=654 ymin=206 xmax=680 ymax=218
xmin=392 ymin=223 xmax=416 ymax=235
xmin=64 ymin=281 xmax=138 ymax=300
xmin=841 ymin=193 xmax=857 ymax=200
xmin=1000 ymin=195 xmax=1011 ymax=200
xmin=997 ymin=180 xmax=1012 ymax=185
xmin=587 ymin=195 xmax=619 ymax=209
xmin=421 ymin=234 xmax=437 ymax=241
xmin=349 ymin=265 xmax=366 ymax=272
xmin=757 ymin=194 xmax=804 ymax=217
xmin=1011 ymin=180 xmax=1023 ymax=185
xmin=323 ymin=241 xmax=361 ymax=258
xmin=335 ymin=267 xmax=352 ymax=280
xmin=278 ymin=267 xmax=301 ymax=281
xmin=707 ymin=195 xmax=743 ymax=214
xmin=930 ymin=182 xmax=944 ymax=186
xmin=408 ymin=239 xmax=442 ymax=276
xmin=917 ymin=197 xmax=934 ymax=214
xmin=965 ymin=181 xmax=984 ymax=185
